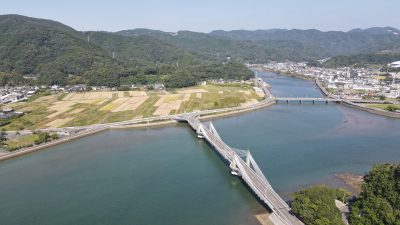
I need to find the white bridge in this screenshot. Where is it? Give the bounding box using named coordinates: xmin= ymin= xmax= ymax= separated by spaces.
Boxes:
xmin=174 ymin=113 xmax=303 ymax=225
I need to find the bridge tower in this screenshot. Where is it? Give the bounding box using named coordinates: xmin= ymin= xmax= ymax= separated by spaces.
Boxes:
xmin=245 ymin=150 xmax=251 ymax=166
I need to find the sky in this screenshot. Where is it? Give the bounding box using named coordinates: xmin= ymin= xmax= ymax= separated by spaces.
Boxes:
xmin=1 ymin=0 xmax=399 ymax=32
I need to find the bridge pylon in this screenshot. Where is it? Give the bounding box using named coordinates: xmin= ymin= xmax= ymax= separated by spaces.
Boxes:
xmin=245 ymin=150 xmax=251 ymax=166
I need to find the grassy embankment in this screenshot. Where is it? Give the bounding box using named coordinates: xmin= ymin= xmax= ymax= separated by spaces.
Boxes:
xmin=4 ymin=134 xmax=39 ymax=151
xmin=363 ymin=103 xmax=400 ymax=112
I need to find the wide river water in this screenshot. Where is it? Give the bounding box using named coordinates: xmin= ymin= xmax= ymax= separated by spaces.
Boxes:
xmin=1 ymin=71 xmax=400 ymax=225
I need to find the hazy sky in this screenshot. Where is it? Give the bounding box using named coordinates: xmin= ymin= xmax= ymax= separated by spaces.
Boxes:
xmin=1 ymin=0 xmax=399 ymax=32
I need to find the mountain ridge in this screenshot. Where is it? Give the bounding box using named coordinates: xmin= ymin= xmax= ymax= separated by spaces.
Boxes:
xmin=0 ymin=14 xmax=254 ymax=87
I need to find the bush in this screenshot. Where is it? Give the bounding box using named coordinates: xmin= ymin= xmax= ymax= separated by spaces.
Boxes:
xmin=34 ymin=132 xmax=51 ymax=145
xmin=291 ymin=185 xmax=351 ymax=225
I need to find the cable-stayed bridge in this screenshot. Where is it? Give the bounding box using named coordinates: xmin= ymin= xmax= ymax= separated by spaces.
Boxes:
xmin=174 ymin=113 xmax=304 ymax=225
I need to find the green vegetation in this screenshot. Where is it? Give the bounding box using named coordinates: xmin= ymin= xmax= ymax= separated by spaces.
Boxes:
xmin=2 ymin=83 xmax=260 ymax=129
xmin=291 ymin=185 xmax=351 ymax=225
xmin=363 ymin=104 xmax=400 ymax=112
xmin=3 ymin=15 xmax=400 ymax=86
xmin=291 ymin=164 xmax=400 ymax=225
xmin=322 ymin=53 xmax=400 ymax=68
xmin=119 ymin=27 xmax=400 ymax=62
xmin=33 ymin=131 xmax=58 ymax=145
xmin=349 ymin=164 xmax=400 ymax=225
xmin=0 ymin=15 xmax=253 ymax=88
xmin=3 ymin=131 xmax=57 ymax=151
xmin=4 ymin=134 xmax=37 ymax=151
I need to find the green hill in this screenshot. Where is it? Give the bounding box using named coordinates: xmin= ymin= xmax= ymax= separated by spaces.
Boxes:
xmin=2 ymin=14 xmax=399 ymax=87
xmin=117 ymin=29 xmax=322 ymax=62
xmin=0 ymin=15 xmax=253 ymax=87
xmin=86 ymin=31 xmax=204 ymax=65
xmin=0 ymin=14 xmax=122 ymax=86
xmin=322 ymin=52 xmax=400 ymax=68
xmin=118 ymin=27 xmax=400 ymax=62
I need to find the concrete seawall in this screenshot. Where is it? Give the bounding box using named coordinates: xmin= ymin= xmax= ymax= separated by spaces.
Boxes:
xmin=315 ymin=78 xmax=333 ymax=97
xmin=315 ymin=78 xmax=400 ymax=119
xmin=0 ymin=127 xmax=108 ymax=161
xmin=342 ymin=101 xmax=400 ymax=119
xmin=0 ymin=80 xmax=277 ymax=161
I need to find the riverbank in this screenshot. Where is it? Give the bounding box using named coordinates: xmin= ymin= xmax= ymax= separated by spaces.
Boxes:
xmin=264 ymin=69 xmax=400 ymax=119
xmin=314 ymin=76 xmax=400 ymax=118
xmin=0 ymin=127 xmax=108 ymax=161
xmin=335 ymin=173 xmax=363 ymax=196
xmin=255 ymin=68 xmax=314 ymax=81
xmin=342 ymin=101 xmax=400 ymax=118
xmin=0 ymin=98 xmax=276 ymax=161
xmin=0 ymin=79 xmax=276 ymax=161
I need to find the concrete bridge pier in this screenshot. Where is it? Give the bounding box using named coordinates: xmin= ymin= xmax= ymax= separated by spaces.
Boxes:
xmin=196 ymin=127 xmax=204 ymax=139
xmin=229 ymin=157 xmax=240 ymax=176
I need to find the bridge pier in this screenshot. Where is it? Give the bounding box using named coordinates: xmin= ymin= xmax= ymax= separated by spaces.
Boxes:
xmin=196 ymin=127 xmax=204 ymax=139
xmin=229 ymin=157 xmax=240 ymax=176
xmin=174 ymin=114 xmax=305 ymax=225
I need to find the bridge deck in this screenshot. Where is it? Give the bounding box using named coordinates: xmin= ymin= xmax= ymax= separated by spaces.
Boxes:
xmin=176 ymin=113 xmax=303 ymax=225
xmin=275 ymin=97 xmax=389 ymax=104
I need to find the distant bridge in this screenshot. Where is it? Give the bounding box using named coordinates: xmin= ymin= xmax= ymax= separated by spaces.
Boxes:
xmin=174 ymin=113 xmax=304 ymax=225
xmin=275 ymin=97 xmax=341 ymax=104
xmin=275 ymin=97 xmax=389 ymax=104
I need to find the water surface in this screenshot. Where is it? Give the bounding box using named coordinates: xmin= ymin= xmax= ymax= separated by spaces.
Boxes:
xmin=1 ymin=71 xmax=400 ymax=224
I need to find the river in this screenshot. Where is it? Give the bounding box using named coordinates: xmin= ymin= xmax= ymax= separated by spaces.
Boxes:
xmin=1 ymin=71 xmax=400 ymax=225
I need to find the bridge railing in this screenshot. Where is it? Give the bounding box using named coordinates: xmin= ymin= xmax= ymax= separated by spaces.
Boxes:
xmin=179 ymin=115 xmax=304 ymax=225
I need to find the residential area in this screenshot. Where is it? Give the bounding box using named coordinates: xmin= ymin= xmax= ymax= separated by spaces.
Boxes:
xmin=255 ymin=61 xmax=400 ymax=100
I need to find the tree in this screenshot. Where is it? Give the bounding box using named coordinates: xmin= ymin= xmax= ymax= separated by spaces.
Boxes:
xmin=291 ymin=185 xmax=351 ymax=225
xmin=34 ymin=132 xmax=51 ymax=145
xmin=349 ymin=164 xmax=400 ymax=225
xmin=386 ymin=105 xmax=399 ymax=112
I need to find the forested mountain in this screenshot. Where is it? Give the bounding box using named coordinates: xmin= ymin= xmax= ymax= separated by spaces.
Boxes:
xmin=1 ymin=14 xmax=399 ymax=87
xmin=118 ymin=27 xmax=400 ymax=62
xmin=86 ymin=31 xmax=205 ymax=65
xmin=322 ymin=52 xmax=400 ymax=68
xmin=210 ymin=27 xmax=400 ymax=56
xmin=0 ymin=15 xmax=253 ymax=87
xmin=118 ymin=29 xmax=323 ymax=62
xmin=0 ymin=14 xmax=123 ymax=86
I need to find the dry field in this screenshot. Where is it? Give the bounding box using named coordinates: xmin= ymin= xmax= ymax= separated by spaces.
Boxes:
xmin=2 ymin=84 xmax=263 ymax=129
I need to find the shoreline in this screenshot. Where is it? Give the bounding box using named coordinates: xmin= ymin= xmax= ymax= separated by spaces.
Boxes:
xmin=260 ymin=68 xmax=400 ymax=118
xmin=335 ymin=173 xmax=363 ymax=196
xmin=0 ymin=80 xmax=276 ymax=161
xmin=4 ymin=70 xmax=397 ymax=163
xmin=313 ymin=73 xmax=400 ymax=118
xmin=0 ymin=127 xmax=108 ymax=161
xmin=256 ymin=68 xmax=314 ymax=81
